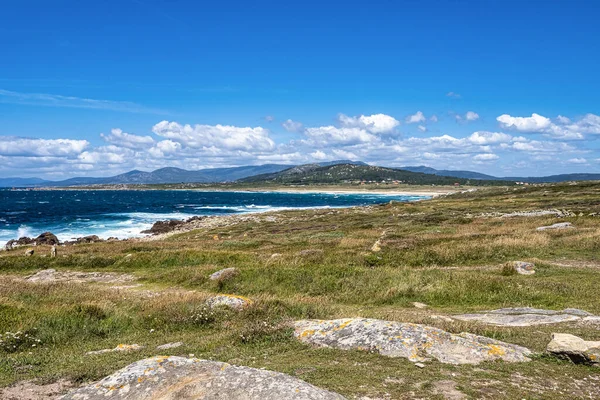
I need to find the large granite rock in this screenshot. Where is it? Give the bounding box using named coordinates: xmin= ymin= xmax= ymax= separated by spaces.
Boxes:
xmin=547 ymin=333 xmax=600 ymax=365
xmin=294 ymin=318 xmax=531 ymax=365
xmin=35 ymin=232 xmax=60 ymax=245
xmin=453 ymin=308 xmax=592 ymax=327
xmin=60 ymin=356 xmax=346 ymax=399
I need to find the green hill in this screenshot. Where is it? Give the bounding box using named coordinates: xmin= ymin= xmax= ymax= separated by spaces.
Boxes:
xmin=239 ymin=163 xmax=512 ymax=186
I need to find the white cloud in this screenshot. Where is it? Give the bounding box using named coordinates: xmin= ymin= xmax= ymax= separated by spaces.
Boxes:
xmin=430 ymin=115 xmax=439 ymax=123
xmin=304 ymin=126 xmax=377 ymax=146
xmin=0 ymin=137 xmax=89 ymax=157
xmin=468 ymin=131 xmax=512 ymax=145
xmin=418 ymin=125 xmax=427 ymax=132
xmin=282 ymin=119 xmax=304 ymax=132
xmin=446 ymin=92 xmax=461 ymax=99
xmin=496 ymin=112 xmax=596 ymax=140
xmin=497 ymin=113 xmax=551 ymax=132
xmin=152 ymin=120 xmax=275 ymax=152
xmin=338 ymin=113 xmax=400 ymax=133
xmin=473 ymin=153 xmax=499 ymax=161
xmin=465 ymin=111 xmax=480 ymax=121
xmin=101 ymin=128 xmax=155 ymax=150
xmin=567 ymin=158 xmax=587 ymax=164
xmin=310 ymin=150 xmax=328 ymax=160
xmin=265 ymin=115 xmax=275 ymax=122
xmin=406 ymin=111 xmax=426 ymax=124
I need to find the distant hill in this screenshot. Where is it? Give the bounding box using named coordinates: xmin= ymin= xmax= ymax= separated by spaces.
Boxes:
xmin=0 ymin=161 xmax=366 ymax=187
xmin=240 ymin=163 xmax=511 ymax=186
xmin=402 ymin=166 xmax=600 ymax=183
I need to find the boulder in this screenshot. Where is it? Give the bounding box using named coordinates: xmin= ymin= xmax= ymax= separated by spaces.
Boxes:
xmin=206 ymin=294 xmax=252 ymax=310
xmin=24 ymin=249 xmax=34 ymax=256
xmin=209 ymin=267 xmax=238 ymax=281
xmin=141 ymin=217 xmax=203 ymax=235
xmin=536 ymin=222 xmax=574 ymax=231
xmin=294 ymin=318 xmax=531 ymax=365
xmin=547 ymin=333 xmax=600 ymax=365
xmin=60 ymin=356 xmax=346 ymax=399
xmin=452 ymin=308 xmax=591 ymax=327
xmin=86 ymin=344 xmax=144 ymax=356
xmin=505 ymin=261 xmax=535 ymax=275
xmin=34 ymin=232 xmax=59 ymax=245
xmin=76 ymin=235 xmax=103 ymax=244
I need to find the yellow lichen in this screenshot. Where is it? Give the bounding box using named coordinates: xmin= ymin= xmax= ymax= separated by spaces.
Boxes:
xmin=487 ymin=345 xmax=506 ymax=356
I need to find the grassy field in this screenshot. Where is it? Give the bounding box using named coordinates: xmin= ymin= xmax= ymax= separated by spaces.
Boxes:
xmin=1 ymin=182 xmax=600 ymax=398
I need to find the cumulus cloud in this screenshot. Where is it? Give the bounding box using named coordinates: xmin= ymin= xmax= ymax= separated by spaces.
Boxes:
xmin=496 ymin=113 xmax=600 ymax=140
xmin=473 ymin=153 xmax=499 ymax=161
xmin=430 ymin=115 xmax=439 ymax=123
xmin=467 ymin=131 xmax=512 ymax=145
xmin=418 ymin=125 xmax=427 ymax=132
xmin=406 ymin=111 xmax=426 ymax=124
xmin=101 ymin=128 xmax=155 ymax=150
xmin=282 ymin=119 xmax=304 ymax=132
xmin=338 ymin=113 xmax=400 ymax=134
xmin=466 ymin=111 xmax=480 ymax=121
xmin=304 ymin=126 xmax=377 ymax=146
xmin=567 ymin=158 xmax=587 ymax=164
xmin=152 ymin=120 xmax=275 ymax=152
xmin=0 ymin=137 xmax=89 ymax=157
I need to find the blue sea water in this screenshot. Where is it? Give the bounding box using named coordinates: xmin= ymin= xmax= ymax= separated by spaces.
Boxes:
xmin=0 ymin=189 xmax=428 ymax=245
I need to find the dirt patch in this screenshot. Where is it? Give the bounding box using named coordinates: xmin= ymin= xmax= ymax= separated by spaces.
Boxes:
xmin=0 ymin=379 xmax=74 ymax=399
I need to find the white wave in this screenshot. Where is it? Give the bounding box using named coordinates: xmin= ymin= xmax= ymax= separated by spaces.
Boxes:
xmin=17 ymin=224 xmax=32 ymax=238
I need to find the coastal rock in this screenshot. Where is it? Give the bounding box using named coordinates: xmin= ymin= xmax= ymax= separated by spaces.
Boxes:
xmin=206 ymin=294 xmax=253 ymax=310
xmin=60 ymin=356 xmax=346 ymax=399
xmin=506 ymin=261 xmax=535 ymax=275
xmin=209 ymin=267 xmax=238 ymax=281
xmin=86 ymin=344 xmax=144 ymax=355
xmin=34 ymin=231 xmax=60 ymax=245
xmin=547 ymin=333 xmax=600 ymax=365
xmin=141 ymin=219 xmax=185 ymax=235
xmin=452 ymin=308 xmax=590 ymax=327
xmin=294 ymin=318 xmax=531 ymax=365
xmin=156 ymin=342 xmax=183 ymax=350
xmin=24 ymin=249 xmax=34 ymax=256
xmin=536 ymin=222 xmax=574 ymax=231
xmin=76 ymin=235 xmax=103 ymax=244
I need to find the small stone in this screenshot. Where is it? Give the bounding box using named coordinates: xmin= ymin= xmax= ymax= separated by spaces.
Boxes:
xmin=547 ymin=333 xmax=600 ymax=365
xmin=412 ymin=302 xmax=428 ymax=309
xmin=86 ymin=344 xmax=144 ymax=355
xmin=24 ymin=249 xmax=34 ymax=256
xmin=270 ymin=253 xmax=282 ymax=259
xmin=505 ymin=261 xmax=535 ymax=275
xmin=156 ymin=342 xmax=184 ymax=350
xmin=414 ymin=362 xmax=426 ymax=368
xmin=209 ymin=267 xmax=238 ymax=281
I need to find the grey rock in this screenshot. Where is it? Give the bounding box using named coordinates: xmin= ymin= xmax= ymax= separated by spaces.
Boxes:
xmin=412 ymin=302 xmax=428 ymax=309
xmin=536 ymin=222 xmax=574 ymax=231
xmin=453 ymin=308 xmax=594 ymax=326
xmin=24 ymin=249 xmax=34 ymax=256
xmin=86 ymin=344 xmax=144 ymax=356
xmin=156 ymin=342 xmax=184 ymax=350
xmin=547 ymin=333 xmax=600 ymax=365
xmin=60 ymin=356 xmax=346 ymax=399
xmin=294 ymin=318 xmax=531 ymax=365
xmin=209 ymin=267 xmax=238 ymax=281
xmin=509 ymin=261 xmax=535 ymax=275
xmin=25 ymin=269 xmax=135 ymax=284
xmin=206 ymin=294 xmax=253 ymax=310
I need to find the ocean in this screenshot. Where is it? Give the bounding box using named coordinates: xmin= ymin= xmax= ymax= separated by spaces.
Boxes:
xmin=0 ymin=189 xmax=428 ymax=245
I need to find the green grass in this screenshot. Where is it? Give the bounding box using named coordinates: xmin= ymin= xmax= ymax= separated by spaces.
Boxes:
xmin=1 ymin=181 xmax=600 ymax=398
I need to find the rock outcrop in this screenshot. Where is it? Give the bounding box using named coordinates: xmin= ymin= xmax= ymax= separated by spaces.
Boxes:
xmin=536 ymin=222 xmax=574 ymax=231
xmin=294 ymin=318 xmax=531 ymax=365
xmin=25 ymin=269 xmax=135 ymax=284
xmin=205 ymin=294 xmax=252 ymax=310
xmin=453 ymin=308 xmax=592 ymax=327
xmin=35 ymin=232 xmax=60 ymax=245
xmin=505 ymin=261 xmax=535 ymax=275
xmin=547 ymin=333 xmax=600 ymax=365
xmin=141 ymin=216 xmax=205 ymax=235
xmin=60 ymin=356 xmax=346 ymax=399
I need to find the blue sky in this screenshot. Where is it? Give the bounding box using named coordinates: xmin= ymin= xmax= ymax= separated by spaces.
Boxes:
xmin=1 ymin=0 xmax=599 ymax=178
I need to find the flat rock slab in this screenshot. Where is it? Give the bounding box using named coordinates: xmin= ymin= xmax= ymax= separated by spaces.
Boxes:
xmin=156 ymin=342 xmax=183 ymax=350
xmin=294 ymin=318 xmax=531 ymax=365
xmin=60 ymin=356 xmax=346 ymax=399
xmin=547 ymin=333 xmax=600 ymax=365
xmin=205 ymin=294 xmax=253 ymax=310
xmin=25 ymin=269 xmax=135 ymax=284
xmin=537 ymin=222 xmax=574 ymax=231
xmin=453 ymin=308 xmax=594 ymax=327
xmin=86 ymin=344 xmax=144 ymax=356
